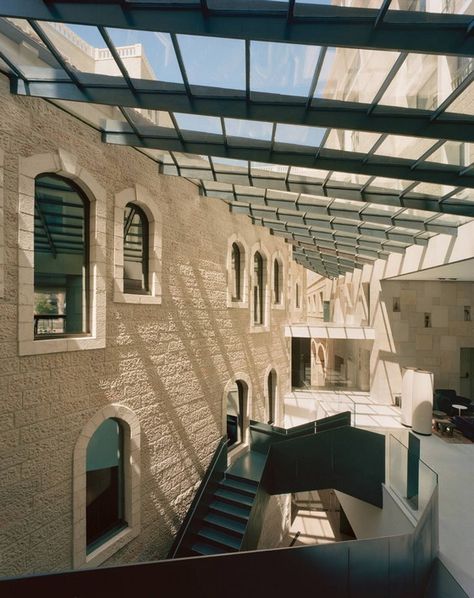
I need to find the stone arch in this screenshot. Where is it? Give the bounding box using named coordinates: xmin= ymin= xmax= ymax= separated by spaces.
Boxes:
xmin=114 ymin=184 xmax=162 ymax=303
xmin=226 ymin=233 xmax=249 ymax=307
xmin=73 ymin=404 xmax=141 ymax=569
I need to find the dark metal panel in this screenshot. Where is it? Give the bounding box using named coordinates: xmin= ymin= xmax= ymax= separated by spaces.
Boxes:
xmin=12 ymin=75 xmax=474 ymax=143
xmin=348 ymin=538 xmax=390 ymax=598
xmin=0 ymin=1 xmax=472 ymax=55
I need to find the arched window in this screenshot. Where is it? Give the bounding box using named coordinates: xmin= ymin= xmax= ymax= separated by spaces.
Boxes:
xmin=123 ymin=203 xmax=149 ymax=294
xmin=267 ymin=369 xmax=277 ymax=424
xmin=34 ymin=174 xmax=89 ymax=337
xmin=273 ymin=258 xmax=282 ymax=304
xmin=231 ymin=242 xmax=241 ymax=301
xmin=86 ymin=418 xmax=126 ymax=552
xmin=253 ymin=252 xmax=265 ymax=325
xmin=226 ymin=380 xmax=247 ymax=449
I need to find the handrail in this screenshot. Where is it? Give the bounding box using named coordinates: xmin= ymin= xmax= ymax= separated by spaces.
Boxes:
xmin=167 ymin=436 xmax=228 ymax=559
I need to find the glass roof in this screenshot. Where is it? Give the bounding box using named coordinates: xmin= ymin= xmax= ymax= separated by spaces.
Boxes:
xmin=0 ymin=1 xmax=473 ymax=277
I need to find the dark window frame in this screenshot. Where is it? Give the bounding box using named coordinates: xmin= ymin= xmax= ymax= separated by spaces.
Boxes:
xmin=123 ymin=202 xmax=150 ymax=295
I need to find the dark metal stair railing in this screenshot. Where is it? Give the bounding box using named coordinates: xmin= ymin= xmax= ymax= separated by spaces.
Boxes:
xmin=167 ymin=436 xmax=228 ymax=559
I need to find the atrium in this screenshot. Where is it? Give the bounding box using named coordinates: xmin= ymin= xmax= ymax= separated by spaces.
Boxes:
xmin=0 ymin=1 xmax=473 ymax=596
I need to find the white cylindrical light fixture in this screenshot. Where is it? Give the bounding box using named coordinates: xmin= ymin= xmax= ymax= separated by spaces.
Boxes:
xmin=401 ymin=367 xmax=417 ymax=428
xmin=412 ymin=369 xmax=434 ymax=436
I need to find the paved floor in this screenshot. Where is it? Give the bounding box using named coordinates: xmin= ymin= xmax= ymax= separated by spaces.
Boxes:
xmin=283 ymin=389 xmax=403 ymax=430
xmin=283 ymin=388 xmax=474 ymax=596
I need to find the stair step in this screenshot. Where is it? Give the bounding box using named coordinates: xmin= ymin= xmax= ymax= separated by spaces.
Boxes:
xmin=221 ymin=477 xmax=258 ymax=496
xmin=197 ymin=527 xmax=241 ymax=551
xmin=225 ymin=473 xmax=260 ymax=489
xmin=204 ymin=512 xmax=247 ymax=536
xmin=209 ymin=500 xmax=250 ymax=522
xmin=190 ymin=541 xmax=223 ymax=556
xmin=215 ymin=488 xmax=254 ymax=507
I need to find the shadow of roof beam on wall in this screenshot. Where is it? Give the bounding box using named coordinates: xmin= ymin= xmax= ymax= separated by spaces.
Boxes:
xmin=0 ymin=1 xmax=473 ymax=55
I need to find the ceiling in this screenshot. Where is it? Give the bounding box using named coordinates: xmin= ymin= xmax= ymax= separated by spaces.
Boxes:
xmin=0 ymin=0 xmax=473 ymax=277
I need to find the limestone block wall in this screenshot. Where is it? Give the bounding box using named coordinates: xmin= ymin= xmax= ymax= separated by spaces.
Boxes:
xmin=0 ymin=74 xmax=302 ymax=577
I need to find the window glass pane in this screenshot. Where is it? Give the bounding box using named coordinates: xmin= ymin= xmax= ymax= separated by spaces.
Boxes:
xmin=106 ymin=28 xmax=183 ymax=83
xmin=124 ymin=203 xmax=149 ymax=294
xmin=313 ymin=47 xmax=399 ymax=104
xmin=425 ymin=142 xmax=472 ymax=166
xmin=227 ymin=383 xmax=242 ymax=448
xmin=34 ymin=175 xmax=88 ymax=337
xmin=86 ymin=419 xmax=125 ymax=550
xmin=4 ymin=18 xmax=61 ymax=69
xmin=251 ymin=41 xmax=321 ymax=97
xmin=178 ymin=35 xmax=245 ymax=91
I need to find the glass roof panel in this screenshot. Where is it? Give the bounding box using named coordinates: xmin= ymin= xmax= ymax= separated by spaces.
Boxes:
xmin=414 ymin=182 xmax=458 ymax=197
xmin=290 ymin=167 xmax=329 ymax=180
xmin=105 ymin=28 xmax=183 ymax=83
xmin=174 ymin=113 xmax=222 ymax=135
xmin=324 ymin=129 xmax=380 ymax=154
xmin=178 ymin=34 xmax=245 ymax=91
xmin=388 ymin=0 xmax=474 ymax=13
xmin=378 ymin=52 xmax=470 ymax=111
xmin=429 ymin=213 xmax=472 ymax=227
xmin=275 ymin=124 xmax=326 ymax=147
xmin=328 ymin=172 xmax=372 ymax=186
xmin=250 ymin=41 xmax=321 ymax=97
xmin=251 ymin=162 xmax=288 ymax=178
xmin=3 ymin=18 xmax=60 ymax=69
xmin=425 ymin=142 xmax=472 ymax=166
xmin=224 ymin=118 xmax=273 ymax=141
xmin=212 ymin=157 xmax=248 ymax=172
xmin=313 ymin=47 xmax=400 ymax=104
xmin=41 ymin=22 xmax=123 ymax=78
xmin=446 ymin=79 xmax=474 ymax=116
xmin=127 ymin=108 xmax=176 ymax=133
xmin=369 ymin=177 xmax=413 ymax=192
xmin=375 ymin=135 xmax=437 ymax=161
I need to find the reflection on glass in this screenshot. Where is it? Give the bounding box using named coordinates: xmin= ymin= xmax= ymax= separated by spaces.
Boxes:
xmin=324 ymin=129 xmax=380 ymax=154
xmin=42 ymin=22 xmax=123 ymax=77
xmin=375 ymin=135 xmax=437 ymax=160
xmin=425 ymin=141 xmax=471 ymax=166
xmin=389 ymin=0 xmax=474 ymax=13
xmin=123 ymin=203 xmax=149 ymax=294
xmin=178 ymin=34 xmax=245 ymax=90
xmin=106 ymin=28 xmax=183 ymax=83
xmin=314 ymin=47 xmax=399 ymax=104
xmin=369 ymin=176 xmax=412 ymax=192
xmin=251 ymin=41 xmax=321 ymax=96
xmin=4 ymin=19 xmax=60 ymax=69
xmin=414 ymin=182 xmax=458 ymax=197
xmin=34 ymin=175 xmax=88 ymax=337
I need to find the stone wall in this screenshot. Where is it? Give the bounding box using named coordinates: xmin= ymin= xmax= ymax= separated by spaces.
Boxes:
xmin=0 ymin=74 xmax=301 ymax=576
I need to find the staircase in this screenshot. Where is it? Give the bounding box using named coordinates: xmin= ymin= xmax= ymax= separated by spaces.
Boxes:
xmin=188 ymin=472 xmax=258 ymax=556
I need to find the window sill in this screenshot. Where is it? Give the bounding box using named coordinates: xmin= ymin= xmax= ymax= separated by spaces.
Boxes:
xmin=249 ymin=324 xmax=270 ymax=334
xmin=227 ymin=299 xmax=249 ymax=309
xmin=19 ymin=335 xmax=106 ymax=356
xmin=81 ymin=525 xmax=139 ymax=569
xmin=272 ymin=302 xmax=285 ymax=311
xmin=114 ymin=291 xmax=162 ymax=305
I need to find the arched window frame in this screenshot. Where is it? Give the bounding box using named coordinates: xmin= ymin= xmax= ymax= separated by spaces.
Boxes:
xmin=271 ymin=251 xmax=285 ymax=310
xmin=264 ymin=365 xmax=279 ymax=425
xmin=114 ymin=185 xmax=162 ymax=304
xmin=250 ymin=242 xmax=270 ymax=331
xmin=18 ymin=150 xmax=106 ymax=356
xmin=223 ymin=374 xmax=252 ymax=465
xmin=73 ymin=404 xmax=141 ymax=569
xmin=123 ymin=202 xmax=150 ymax=295
xmin=226 ymin=234 xmax=248 ymax=308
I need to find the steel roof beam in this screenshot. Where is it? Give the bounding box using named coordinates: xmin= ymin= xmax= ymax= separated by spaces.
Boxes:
xmin=102 ymin=129 xmax=474 ymax=189
xmin=10 ymin=74 xmax=474 ymax=143
xmin=1 ymin=1 xmax=473 ymax=55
